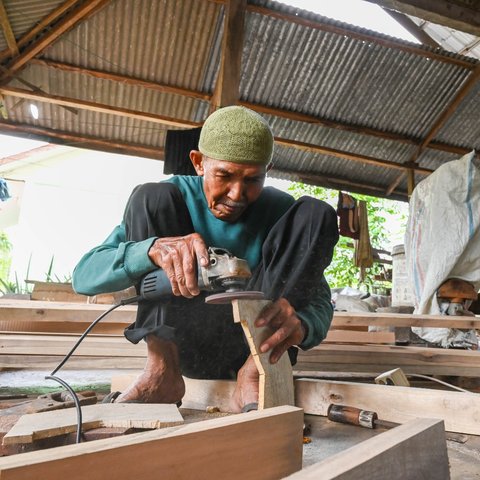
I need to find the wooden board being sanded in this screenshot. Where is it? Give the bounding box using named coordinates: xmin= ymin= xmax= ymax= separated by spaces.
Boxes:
xmin=232 ymin=299 xmax=295 ymax=409
xmin=3 ymin=403 xmax=183 ymax=445
xmin=0 ymin=406 xmax=304 ymax=480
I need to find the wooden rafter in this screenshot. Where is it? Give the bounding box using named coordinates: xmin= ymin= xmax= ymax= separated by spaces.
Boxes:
xmin=210 ymin=0 xmax=247 ymax=110
xmin=0 ymin=86 xmax=202 ymax=128
xmin=0 ymin=120 xmax=165 ymax=160
xmin=28 ymin=58 xmax=473 ymax=158
xmin=365 ymin=0 xmax=480 ymax=37
xmin=0 ymin=0 xmax=18 ymax=56
xmin=246 ymin=3 xmax=476 ymax=69
xmin=382 ymin=7 xmax=440 ymax=48
xmin=0 ymin=0 xmax=79 ymax=63
xmin=30 ymin=59 xmax=211 ymax=101
xmin=273 ymin=167 xmax=408 ymax=201
xmin=0 ymin=0 xmax=111 ymax=83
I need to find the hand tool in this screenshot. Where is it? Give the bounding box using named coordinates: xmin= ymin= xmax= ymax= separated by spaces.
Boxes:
xmin=327 ymin=404 xmax=398 ymax=430
xmin=139 ymin=247 xmax=264 ymax=304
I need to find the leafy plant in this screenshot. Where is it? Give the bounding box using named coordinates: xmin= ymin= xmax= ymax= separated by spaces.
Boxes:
xmin=288 ymin=182 xmax=407 ymax=292
xmin=44 ymin=255 xmax=72 ymax=283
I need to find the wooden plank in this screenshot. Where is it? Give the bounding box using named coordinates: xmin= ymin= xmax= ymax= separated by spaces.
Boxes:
xmin=0 ymin=299 xmax=136 ymax=327
xmin=232 ymin=299 xmax=295 ymax=409
xmin=286 ymin=418 xmax=450 ymax=480
xmin=332 ymin=311 xmax=480 ymax=329
xmin=295 ymin=378 xmax=480 ymax=435
xmin=0 ymin=332 xmax=146 ymax=357
xmin=0 ymin=355 xmax=146 ymax=370
xmin=3 ymin=404 xmax=183 ymax=445
xmin=0 ymin=406 xmax=303 ymax=480
xmin=323 ymin=330 xmax=395 ymax=344
xmin=296 ymin=344 xmax=480 ymax=376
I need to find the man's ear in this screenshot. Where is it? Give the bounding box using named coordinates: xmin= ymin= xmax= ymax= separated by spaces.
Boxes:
xmin=190 ymin=150 xmax=205 ymax=176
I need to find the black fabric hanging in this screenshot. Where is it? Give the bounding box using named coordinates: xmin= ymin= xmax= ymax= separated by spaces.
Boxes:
xmin=163 ymin=127 xmax=202 ymax=176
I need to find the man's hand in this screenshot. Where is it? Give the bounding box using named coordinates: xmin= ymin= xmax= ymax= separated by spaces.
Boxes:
xmin=254 ymin=298 xmax=306 ymax=364
xmin=148 ymin=233 xmax=209 ymax=298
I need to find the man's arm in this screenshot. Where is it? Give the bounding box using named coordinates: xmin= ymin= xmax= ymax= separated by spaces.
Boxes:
xmin=72 ymin=224 xmax=157 ymax=295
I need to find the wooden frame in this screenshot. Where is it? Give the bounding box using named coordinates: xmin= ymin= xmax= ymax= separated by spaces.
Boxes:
xmin=295 ymin=378 xmax=480 ymax=435
xmin=286 ymin=418 xmax=450 ymax=480
xmin=0 ymin=406 xmax=304 ymax=480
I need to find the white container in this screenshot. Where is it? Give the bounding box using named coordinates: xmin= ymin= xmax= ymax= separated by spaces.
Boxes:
xmin=391 ymin=244 xmax=414 ymax=307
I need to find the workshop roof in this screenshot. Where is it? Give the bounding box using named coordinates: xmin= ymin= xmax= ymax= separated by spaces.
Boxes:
xmin=0 ymin=0 xmax=479 ymax=202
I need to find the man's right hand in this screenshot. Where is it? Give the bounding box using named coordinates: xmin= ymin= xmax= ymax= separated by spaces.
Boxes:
xmin=147 ymin=233 xmax=209 ymax=298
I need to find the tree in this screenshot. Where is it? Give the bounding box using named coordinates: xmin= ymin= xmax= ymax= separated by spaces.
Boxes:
xmin=288 ymin=183 xmax=407 ymax=292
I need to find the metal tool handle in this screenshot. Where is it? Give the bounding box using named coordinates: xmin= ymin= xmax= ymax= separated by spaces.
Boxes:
xmin=327 ymin=404 xmax=378 ymax=429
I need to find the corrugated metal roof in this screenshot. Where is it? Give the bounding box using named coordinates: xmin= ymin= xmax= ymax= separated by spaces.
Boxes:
xmin=0 ymin=0 xmax=478 ymax=202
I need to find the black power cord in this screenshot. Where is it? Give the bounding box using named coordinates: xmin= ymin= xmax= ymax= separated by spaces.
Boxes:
xmin=45 ymin=295 xmax=142 ymax=443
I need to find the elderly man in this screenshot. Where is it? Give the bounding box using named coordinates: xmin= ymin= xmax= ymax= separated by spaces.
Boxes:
xmin=73 ymin=106 xmax=338 ymax=412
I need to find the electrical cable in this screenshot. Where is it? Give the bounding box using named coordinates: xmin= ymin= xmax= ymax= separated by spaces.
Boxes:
xmin=407 ymin=373 xmax=474 ymax=393
xmin=45 ymin=294 xmax=142 ymax=443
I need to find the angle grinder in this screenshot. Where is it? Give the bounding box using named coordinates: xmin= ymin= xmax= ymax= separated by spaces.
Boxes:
xmin=139 ymin=247 xmax=264 ymax=304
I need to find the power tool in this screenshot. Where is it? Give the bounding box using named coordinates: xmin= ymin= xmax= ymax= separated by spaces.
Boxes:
xmin=139 ymin=247 xmax=264 ymax=304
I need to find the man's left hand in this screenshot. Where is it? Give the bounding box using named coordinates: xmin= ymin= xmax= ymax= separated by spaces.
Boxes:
xmin=254 ymin=298 xmax=305 ymax=364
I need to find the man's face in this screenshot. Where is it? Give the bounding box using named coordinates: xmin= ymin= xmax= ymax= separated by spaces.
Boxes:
xmin=190 ymin=152 xmax=268 ymax=222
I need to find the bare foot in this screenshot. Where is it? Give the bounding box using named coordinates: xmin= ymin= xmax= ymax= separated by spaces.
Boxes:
xmin=229 ymin=355 xmax=260 ymax=413
xmin=116 ymin=335 xmax=185 ymax=404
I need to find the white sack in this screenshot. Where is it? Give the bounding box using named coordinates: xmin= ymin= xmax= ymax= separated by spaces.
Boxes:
xmin=405 ymin=151 xmax=480 ymax=346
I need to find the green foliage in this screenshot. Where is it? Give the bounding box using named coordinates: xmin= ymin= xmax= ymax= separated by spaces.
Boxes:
xmin=0 ymin=231 xmax=12 ymax=282
xmin=44 ymin=255 xmax=72 ymax=283
xmin=288 ymin=182 xmax=407 ymax=292
xmin=0 ymin=256 xmax=33 ymax=295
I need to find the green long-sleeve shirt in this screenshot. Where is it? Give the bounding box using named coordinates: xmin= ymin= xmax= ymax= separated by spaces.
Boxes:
xmin=73 ymin=176 xmax=333 ymax=349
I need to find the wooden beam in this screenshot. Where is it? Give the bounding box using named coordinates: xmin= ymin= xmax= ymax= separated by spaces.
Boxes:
xmin=232 ymin=299 xmax=295 ymax=409
xmin=247 ymin=3 xmax=476 ymax=69
xmin=332 ymin=311 xmax=480 ymax=329
xmin=365 ymin=0 xmax=480 ymax=37
xmin=275 ymin=136 xmax=433 ymax=175
xmin=28 ymin=59 xmax=472 ymax=159
xmin=0 ymin=0 xmax=79 ymax=63
xmin=323 ymin=330 xmax=395 ymax=344
xmin=0 ymin=86 xmax=201 ymax=129
xmin=382 ymin=7 xmax=440 ymax=48
xmin=0 ymin=121 xmax=165 ymax=160
xmin=211 ymin=0 xmax=246 ymax=109
xmin=286 ymin=418 xmax=449 ymax=480
xmin=271 ymin=167 xmax=408 ymax=201
xmin=0 ymin=355 xmax=146 ymax=370
xmin=296 ymin=343 xmax=480 ymax=376
xmin=295 ymin=378 xmax=480 ymax=435
xmin=0 ymin=406 xmax=304 ymax=480
xmin=0 ymin=0 xmax=18 ymax=56
xmin=1 ymin=0 xmax=111 ymax=81
xmin=0 ymin=332 xmax=146 ymax=358
xmin=29 ymin=59 xmax=211 ymax=101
